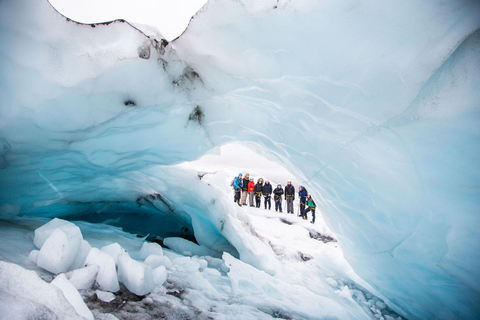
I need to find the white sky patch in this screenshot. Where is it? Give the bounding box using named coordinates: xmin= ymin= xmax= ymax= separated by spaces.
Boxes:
xmin=48 ymin=0 xmax=207 ymax=41
xmin=186 ymin=143 xmax=302 ymax=187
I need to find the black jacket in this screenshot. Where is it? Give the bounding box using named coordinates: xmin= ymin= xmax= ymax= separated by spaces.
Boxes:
xmin=273 ymin=187 xmax=284 ymax=199
xmin=242 ymin=178 xmax=250 ymax=191
xmin=284 ymin=184 xmax=295 ymax=199
xmin=254 ymin=183 xmax=263 ymax=194
xmin=262 ymin=182 xmax=272 ymax=195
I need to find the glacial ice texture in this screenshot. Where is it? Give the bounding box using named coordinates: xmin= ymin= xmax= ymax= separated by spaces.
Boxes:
xmin=0 ymin=0 xmax=479 ymax=319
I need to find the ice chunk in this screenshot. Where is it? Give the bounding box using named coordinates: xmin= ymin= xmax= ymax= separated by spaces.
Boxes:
xmin=194 ymin=257 xmax=208 ymax=271
xmin=338 ymin=286 xmax=355 ymax=303
xmin=117 ymin=253 xmax=154 ymax=296
xmin=0 ymin=261 xmax=83 ymax=319
xmin=65 ymin=265 xmax=100 ymax=290
xmin=139 ymin=242 xmax=163 ymax=259
xmin=203 ymin=268 xmax=221 ymax=277
xmin=352 ymin=289 xmax=366 ymax=302
xmin=34 ymin=218 xmax=83 ymax=249
xmin=51 ymin=273 xmax=94 ymax=320
xmin=28 ymin=250 xmax=39 ymax=264
xmin=204 ymin=256 xmax=230 ymax=273
xmin=164 ymin=237 xmax=220 ymax=257
xmin=152 ymin=265 xmax=167 ymax=286
xmin=36 ymin=228 xmax=81 ymax=273
xmin=144 ymin=254 xmax=172 ymax=269
xmin=84 ymin=248 xmax=119 ymax=292
xmin=101 ymin=243 xmax=126 ymax=265
xmin=172 ymin=256 xmax=191 ymax=267
xmin=95 ymin=290 xmax=116 ymax=303
xmin=180 ymin=260 xmax=200 ymax=272
xmin=70 ymin=240 xmax=92 ymax=270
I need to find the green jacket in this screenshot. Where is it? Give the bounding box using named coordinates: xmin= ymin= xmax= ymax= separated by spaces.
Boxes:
xmin=307 ymin=199 xmax=316 ymax=209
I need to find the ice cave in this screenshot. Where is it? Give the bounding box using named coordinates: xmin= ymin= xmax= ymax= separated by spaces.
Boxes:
xmin=0 ymin=0 xmax=479 ymax=319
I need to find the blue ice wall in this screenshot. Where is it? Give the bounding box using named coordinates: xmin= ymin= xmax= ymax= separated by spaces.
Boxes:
xmin=0 ymin=0 xmax=479 ymax=318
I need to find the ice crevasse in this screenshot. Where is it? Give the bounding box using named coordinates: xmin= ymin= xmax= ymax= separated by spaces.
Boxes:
xmin=0 ymin=0 xmax=479 ymax=319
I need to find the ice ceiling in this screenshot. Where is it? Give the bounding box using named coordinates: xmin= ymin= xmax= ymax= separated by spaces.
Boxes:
xmin=0 ymin=0 xmax=479 ymax=319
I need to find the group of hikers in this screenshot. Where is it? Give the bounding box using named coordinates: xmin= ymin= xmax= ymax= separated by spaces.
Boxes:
xmin=232 ymin=173 xmax=316 ymax=224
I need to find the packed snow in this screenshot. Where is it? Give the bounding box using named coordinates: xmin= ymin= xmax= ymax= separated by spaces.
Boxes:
xmin=0 ymin=0 xmax=479 ymax=319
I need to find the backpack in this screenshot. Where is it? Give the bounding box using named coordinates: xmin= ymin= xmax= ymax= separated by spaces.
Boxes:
xmin=230 ymin=178 xmax=235 ymax=188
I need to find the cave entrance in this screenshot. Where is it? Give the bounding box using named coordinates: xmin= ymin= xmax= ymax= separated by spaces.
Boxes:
xmin=185 ymin=142 xmax=303 ymax=188
xmin=68 ymin=198 xmax=196 ymax=246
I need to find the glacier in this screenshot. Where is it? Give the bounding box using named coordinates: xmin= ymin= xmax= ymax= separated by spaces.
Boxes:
xmin=0 ymin=0 xmax=479 ymax=319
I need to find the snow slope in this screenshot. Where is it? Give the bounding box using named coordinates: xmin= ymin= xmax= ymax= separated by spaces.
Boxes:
xmin=0 ymin=0 xmax=479 ymax=318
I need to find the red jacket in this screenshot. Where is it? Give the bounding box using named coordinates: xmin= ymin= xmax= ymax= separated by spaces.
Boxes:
xmin=248 ymin=181 xmax=255 ymax=193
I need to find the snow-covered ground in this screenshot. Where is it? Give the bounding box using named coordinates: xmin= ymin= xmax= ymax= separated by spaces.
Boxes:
xmin=0 ymin=187 xmax=401 ymax=319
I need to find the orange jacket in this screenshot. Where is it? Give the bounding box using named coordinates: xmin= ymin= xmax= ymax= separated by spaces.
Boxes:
xmin=248 ymin=181 xmax=255 ymax=193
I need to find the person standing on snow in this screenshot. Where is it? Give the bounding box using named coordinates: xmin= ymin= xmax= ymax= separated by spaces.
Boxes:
xmin=233 ymin=173 xmax=243 ymax=207
xmin=298 ymin=186 xmax=308 ymax=219
xmin=241 ymin=173 xmax=250 ymax=206
xmin=254 ymin=178 xmax=264 ymax=208
xmin=248 ymin=178 xmax=255 ymax=207
xmin=284 ymin=180 xmax=295 ymax=214
xmin=303 ymin=194 xmax=316 ymax=224
xmin=262 ymin=180 xmax=273 ymax=210
xmin=273 ymin=184 xmax=284 ymax=212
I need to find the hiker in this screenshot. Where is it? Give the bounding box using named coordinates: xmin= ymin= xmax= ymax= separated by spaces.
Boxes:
xmin=284 ymin=180 xmax=295 ymax=214
xmin=262 ymin=180 xmax=273 ymax=210
xmin=273 ymin=184 xmax=284 ymax=212
xmin=298 ymin=185 xmax=308 ymax=219
xmin=254 ymin=178 xmax=264 ymax=208
xmin=241 ymin=173 xmax=250 ymax=206
xmin=233 ymin=173 xmax=243 ymax=207
xmin=303 ymin=194 xmax=316 ymax=224
xmin=248 ymin=178 xmax=255 ymax=207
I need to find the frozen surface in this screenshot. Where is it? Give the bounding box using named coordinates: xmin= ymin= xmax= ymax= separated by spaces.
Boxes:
xmin=117 ymin=253 xmax=154 ymax=296
xmin=0 ymin=260 xmax=83 ymax=319
xmin=71 ymin=240 xmax=92 ymax=270
xmin=0 ymin=0 xmax=479 ymax=318
xmin=66 ymin=265 xmax=100 ymax=290
xmin=36 ymin=228 xmax=81 ymax=273
xmin=34 ymin=218 xmax=83 ymax=249
xmin=85 ymin=248 xmax=120 ymax=292
xmin=144 ymin=254 xmax=172 ymax=269
xmin=164 ymin=236 xmax=222 ymax=258
xmin=152 ymin=265 xmax=167 ymax=286
xmin=101 ymin=243 xmax=127 ymax=265
xmin=0 ymin=205 xmax=399 ymax=319
xmin=139 ymin=242 xmax=163 ymax=259
xmin=95 ymin=290 xmax=116 ymax=303
xmin=51 ymin=273 xmax=94 ymax=320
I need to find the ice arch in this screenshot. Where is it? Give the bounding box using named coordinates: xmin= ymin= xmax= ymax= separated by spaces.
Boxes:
xmin=0 ymin=0 xmax=479 ymax=319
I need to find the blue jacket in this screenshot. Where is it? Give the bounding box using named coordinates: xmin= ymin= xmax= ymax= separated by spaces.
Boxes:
xmin=299 ymin=189 xmax=307 ymax=201
xmin=234 ymin=176 xmax=243 ymax=190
